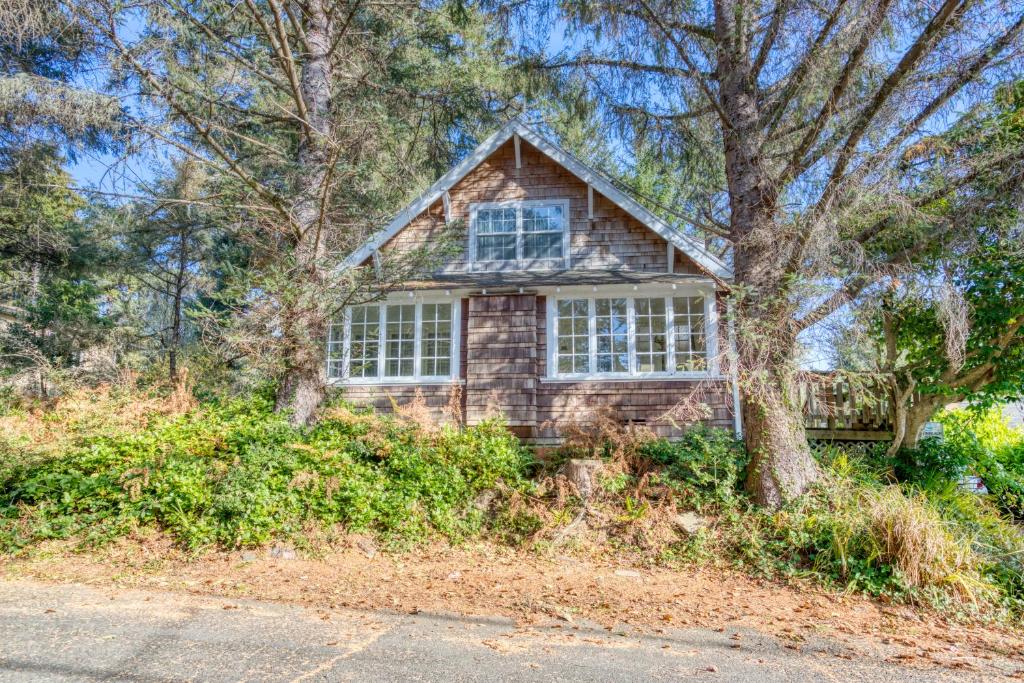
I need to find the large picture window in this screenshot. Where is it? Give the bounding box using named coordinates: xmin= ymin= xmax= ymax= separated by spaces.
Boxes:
xmin=549 ymin=294 xmax=714 ymax=379
xmin=328 ymin=300 xmax=459 ymax=382
xmin=471 ymin=200 xmax=569 ymax=265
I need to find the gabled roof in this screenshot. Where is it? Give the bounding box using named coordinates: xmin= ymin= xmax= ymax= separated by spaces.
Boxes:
xmin=341 ymin=119 xmax=732 ymax=280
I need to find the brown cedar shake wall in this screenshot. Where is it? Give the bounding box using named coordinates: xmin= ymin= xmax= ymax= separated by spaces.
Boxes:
xmin=379 ymin=138 xmax=703 ymax=275
xmin=340 ymin=294 xmax=734 ymax=442
xmin=341 ymin=134 xmax=733 ymax=441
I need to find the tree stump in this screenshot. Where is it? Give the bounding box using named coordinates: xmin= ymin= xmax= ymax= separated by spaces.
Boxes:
xmin=561 ymin=458 xmax=603 ymax=500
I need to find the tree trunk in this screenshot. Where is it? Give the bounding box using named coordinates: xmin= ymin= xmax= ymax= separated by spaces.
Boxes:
xmin=902 ymin=400 xmax=944 ymax=450
xmin=708 ymin=3 xmax=820 ymax=507
xmin=168 ymin=224 xmax=187 ymax=384
xmin=741 ymin=368 xmax=819 ymax=508
xmin=273 ymin=0 xmax=333 ymax=426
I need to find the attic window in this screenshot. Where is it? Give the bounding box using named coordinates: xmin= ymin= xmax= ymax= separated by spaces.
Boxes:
xmin=470 ymin=200 xmax=569 ymax=267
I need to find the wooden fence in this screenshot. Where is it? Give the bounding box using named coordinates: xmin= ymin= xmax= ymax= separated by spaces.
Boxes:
xmin=797 ymin=376 xmax=893 ymax=442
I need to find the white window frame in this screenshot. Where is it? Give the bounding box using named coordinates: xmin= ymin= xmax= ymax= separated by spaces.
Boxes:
xmin=468 ymin=199 xmax=571 ymax=270
xmin=327 ymin=296 xmax=462 ymax=385
xmin=544 ymin=286 xmax=719 ymax=381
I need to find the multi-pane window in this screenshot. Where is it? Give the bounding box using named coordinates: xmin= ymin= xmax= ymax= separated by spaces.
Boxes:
xmin=522 ymin=205 xmax=564 ymax=259
xmin=328 ymin=301 xmax=457 ymax=381
xmin=550 ymin=294 xmax=712 ymax=378
xmin=556 ymin=299 xmax=590 ymax=374
xmin=473 ymin=201 xmax=567 ymax=264
xmin=475 ymin=208 xmax=517 ymax=261
xmin=327 ymin=322 xmax=346 ymax=379
xmin=634 ymin=298 xmax=668 ymax=372
xmin=348 ymin=305 xmax=380 ymax=377
xmin=595 ymin=298 xmax=628 ymax=373
xmin=384 ymin=304 xmax=415 ymax=377
xmin=673 ymin=296 xmax=707 ymax=371
xmin=420 ymin=303 xmax=453 ymax=377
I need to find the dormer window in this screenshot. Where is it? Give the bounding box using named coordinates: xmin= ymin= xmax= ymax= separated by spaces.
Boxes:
xmin=470 ymin=200 xmax=570 ymax=268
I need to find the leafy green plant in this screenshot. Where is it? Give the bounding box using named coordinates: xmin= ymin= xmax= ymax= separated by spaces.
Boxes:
xmin=0 ymin=393 xmax=534 ymax=551
xmin=639 ymin=426 xmax=747 ymax=507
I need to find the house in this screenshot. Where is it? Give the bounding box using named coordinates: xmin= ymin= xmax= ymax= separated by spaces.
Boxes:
xmin=330 ymin=119 xmax=740 ymax=444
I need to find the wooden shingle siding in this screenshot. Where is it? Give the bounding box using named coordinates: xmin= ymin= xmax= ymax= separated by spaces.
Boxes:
xmin=340 ymin=383 xmax=456 ymax=417
xmin=377 ymin=139 xmax=702 ymax=275
xmin=465 ymin=294 xmax=537 ymax=430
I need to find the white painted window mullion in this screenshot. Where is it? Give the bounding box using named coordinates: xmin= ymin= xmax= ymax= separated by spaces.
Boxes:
xmin=666 ymin=296 xmax=676 ymax=375
xmin=516 ymin=206 xmax=524 ymax=263
xmin=706 ymin=294 xmax=718 ymax=374
xmin=450 ymin=299 xmax=461 ymax=381
xmin=413 ymin=302 xmax=422 ymax=379
xmin=626 ymin=297 xmax=637 ymax=375
xmin=468 ymin=206 xmax=478 ymax=268
xmin=588 ymin=298 xmax=597 ymax=375
xmin=547 ymin=298 xmax=557 ymax=378
xmin=342 ymin=308 xmax=352 ymax=379
xmin=376 ymin=303 xmax=386 ymax=380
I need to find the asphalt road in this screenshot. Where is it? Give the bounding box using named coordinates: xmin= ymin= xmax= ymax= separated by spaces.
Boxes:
xmin=0 ymin=580 xmax=1004 ymax=682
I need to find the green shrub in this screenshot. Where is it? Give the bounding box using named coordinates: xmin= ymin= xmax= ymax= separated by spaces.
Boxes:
xmin=0 ymin=393 xmax=534 ymax=551
xmin=891 ymin=437 xmax=976 ymax=486
xmin=667 ymin=442 xmax=1024 ymax=620
xmin=942 ymin=409 xmax=1024 ymax=520
xmin=639 ymin=425 xmax=747 ymax=507
xmin=888 ymin=407 xmax=1024 ymax=520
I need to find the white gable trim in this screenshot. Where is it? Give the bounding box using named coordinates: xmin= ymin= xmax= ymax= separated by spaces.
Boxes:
xmin=340 ymin=119 xmax=732 ymax=280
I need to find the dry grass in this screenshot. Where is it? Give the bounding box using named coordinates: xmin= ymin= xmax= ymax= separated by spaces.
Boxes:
xmin=555 ymin=404 xmax=656 ymax=472
xmin=864 ymin=487 xmax=988 ymax=601
xmin=525 ymin=406 xmax=688 ymax=555
xmin=0 ymin=375 xmax=196 ymax=454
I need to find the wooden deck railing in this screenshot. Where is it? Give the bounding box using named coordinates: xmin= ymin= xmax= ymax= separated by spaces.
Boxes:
xmin=797 ymin=376 xmax=893 ymax=441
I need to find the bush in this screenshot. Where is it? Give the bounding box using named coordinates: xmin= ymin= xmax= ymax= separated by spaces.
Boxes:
xmin=639 ymin=426 xmax=747 ymax=507
xmin=647 ymin=441 xmax=1024 ymax=619
xmin=891 ymin=437 xmax=976 ymax=486
xmin=0 ymin=391 xmax=534 ymax=551
xmin=888 ymin=408 xmax=1024 ymax=520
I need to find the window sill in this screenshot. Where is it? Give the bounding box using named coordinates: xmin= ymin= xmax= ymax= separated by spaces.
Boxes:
xmin=541 ymin=374 xmax=726 ymax=383
xmin=328 ymin=378 xmax=465 ymax=387
xmin=470 ymin=259 xmax=567 ymax=271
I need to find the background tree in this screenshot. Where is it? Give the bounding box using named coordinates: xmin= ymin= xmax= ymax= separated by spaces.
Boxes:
xmin=71 ymin=0 xmax=519 ymax=424
xmin=512 ymin=0 xmax=1024 ymax=506
xmin=118 ymin=160 xmax=220 ymax=383
xmin=833 ymin=80 xmax=1024 ymax=452
xmin=0 ymin=150 xmax=112 ymax=394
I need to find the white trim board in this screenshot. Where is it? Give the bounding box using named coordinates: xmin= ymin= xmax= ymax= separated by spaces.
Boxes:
xmin=339 ymin=119 xmax=733 ymax=280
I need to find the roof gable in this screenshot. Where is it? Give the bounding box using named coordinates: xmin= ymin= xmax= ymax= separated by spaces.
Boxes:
xmin=342 ymin=119 xmax=732 ymax=280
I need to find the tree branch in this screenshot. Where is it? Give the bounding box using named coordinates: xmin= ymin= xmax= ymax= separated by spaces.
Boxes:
xmin=824 ymin=0 xmax=972 ymax=186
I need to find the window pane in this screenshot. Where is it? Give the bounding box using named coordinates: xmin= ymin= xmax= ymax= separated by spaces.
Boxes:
xmin=523 ymin=232 xmax=562 ymax=259
xmin=673 ymin=296 xmax=707 ymax=372
xmin=634 ymin=298 xmax=667 ymax=372
xmin=522 ymin=205 xmax=563 ymax=232
xmin=476 ymin=208 xmax=516 ymax=234
xmin=477 ymin=234 xmax=516 ymax=261
xmin=595 ymin=298 xmax=628 ymax=373
xmin=347 ymin=306 xmax=379 ymax=378
xmin=554 ymin=298 xmax=589 ymax=374
xmin=420 ymin=303 xmax=453 ymax=377
xmin=327 ymin=321 xmax=346 ymax=379
xmin=384 ymin=304 xmax=415 ymax=377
